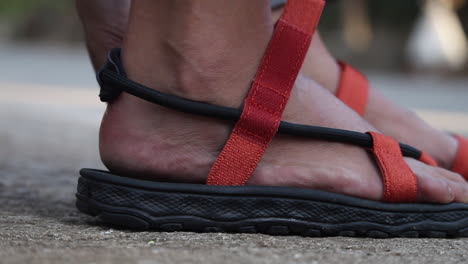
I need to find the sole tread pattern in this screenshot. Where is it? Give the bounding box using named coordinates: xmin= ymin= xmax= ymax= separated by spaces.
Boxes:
xmin=75 ymin=171 xmax=468 ymax=238
xmin=77 ymin=198 xmax=467 ymax=238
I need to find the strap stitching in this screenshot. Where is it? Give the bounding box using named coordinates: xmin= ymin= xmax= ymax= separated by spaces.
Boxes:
xmin=237 ymin=22 xmax=288 ymax=139
xmin=254 ymin=82 xmax=288 ymax=97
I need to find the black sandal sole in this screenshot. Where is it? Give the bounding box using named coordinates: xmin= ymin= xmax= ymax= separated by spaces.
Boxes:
xmin=76 ymin=169 xmax=468 ymax=238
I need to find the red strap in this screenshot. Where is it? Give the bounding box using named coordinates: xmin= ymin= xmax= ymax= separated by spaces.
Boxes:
xmin=368 ymin=132 xmax=418 ymax=203
xmin=419 ymin=152 xmax=438 ymax=167
xmin=207 ymin=0 xmax=325 ymax=185
xmin=452 ymin=135 xmax=468 ymax=180
xmin=336 ymin=61 xmax=369 ymax=116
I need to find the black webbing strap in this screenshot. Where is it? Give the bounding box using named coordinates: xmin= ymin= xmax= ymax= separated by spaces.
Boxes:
xmin=96 ymin=48 xmax=424 ymax=160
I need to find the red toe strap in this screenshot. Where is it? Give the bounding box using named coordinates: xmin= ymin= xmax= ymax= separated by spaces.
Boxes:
xmin=368 ymin=132 xmax=418 ymax=203
xmin=452 ymin=135 xmax=468 ymax=180
xmin=336 ymin=61 xmax=369 ymax=116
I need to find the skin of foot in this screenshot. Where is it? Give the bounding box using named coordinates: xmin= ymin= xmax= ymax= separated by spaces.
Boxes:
xmin=96 ymin=0 xmax=468 ymax=204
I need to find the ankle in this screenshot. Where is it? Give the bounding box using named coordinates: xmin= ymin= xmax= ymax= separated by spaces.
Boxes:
xmin=121 ymin=0 xmax=274 ymax=107
xmin=121 ymin=45 xmax=262 ymax=107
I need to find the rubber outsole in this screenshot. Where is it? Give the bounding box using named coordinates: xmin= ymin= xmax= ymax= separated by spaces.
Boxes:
xmin=76 ymin=169 xmax=468 ymax=238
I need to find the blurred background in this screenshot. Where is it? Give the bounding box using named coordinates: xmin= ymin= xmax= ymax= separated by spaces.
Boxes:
xmin=1 ymin=0 xmax=468 ymax=71
xmin=321 ymin=0 xmax=468 ymax=72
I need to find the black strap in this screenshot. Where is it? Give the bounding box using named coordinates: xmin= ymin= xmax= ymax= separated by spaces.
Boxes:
xmin=97 ymin=48 xmax=423 ymax=160
xmin=97 ymin=49 xmax=127 ymax=102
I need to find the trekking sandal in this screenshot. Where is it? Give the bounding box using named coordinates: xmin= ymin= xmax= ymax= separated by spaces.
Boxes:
xmin=76 ymin=0 xmax=468 ymax=238
xmin=336 ymin=61 xmax=468 ymax=180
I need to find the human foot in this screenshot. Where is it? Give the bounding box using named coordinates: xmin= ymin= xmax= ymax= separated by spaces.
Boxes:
xmin=98 ymin=0 xmax=468 ymax=204
xmin=99 ymin=60 xmax=468 ymax=204
xmin=100 ymin=59 xmax=468 ymax=205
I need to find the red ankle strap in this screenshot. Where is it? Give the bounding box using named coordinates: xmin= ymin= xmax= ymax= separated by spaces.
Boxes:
xmin=336 ymin=61 xmax=369 ymax=116
xmin=207 ymin=0 xmax=325 ymax=185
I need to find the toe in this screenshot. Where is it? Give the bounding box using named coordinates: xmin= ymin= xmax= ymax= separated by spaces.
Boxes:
xmin=417 ymin=173 xmax=454 ymax=203
xmin=407 ymin=159 xmax=468 ymax=204
xmin=427 ymin=166 xmax=468 ymax=203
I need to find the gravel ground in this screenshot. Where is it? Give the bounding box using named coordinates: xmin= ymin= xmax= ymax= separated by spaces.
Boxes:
xmin=1 ymin=45 xmax=468 ymax=264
